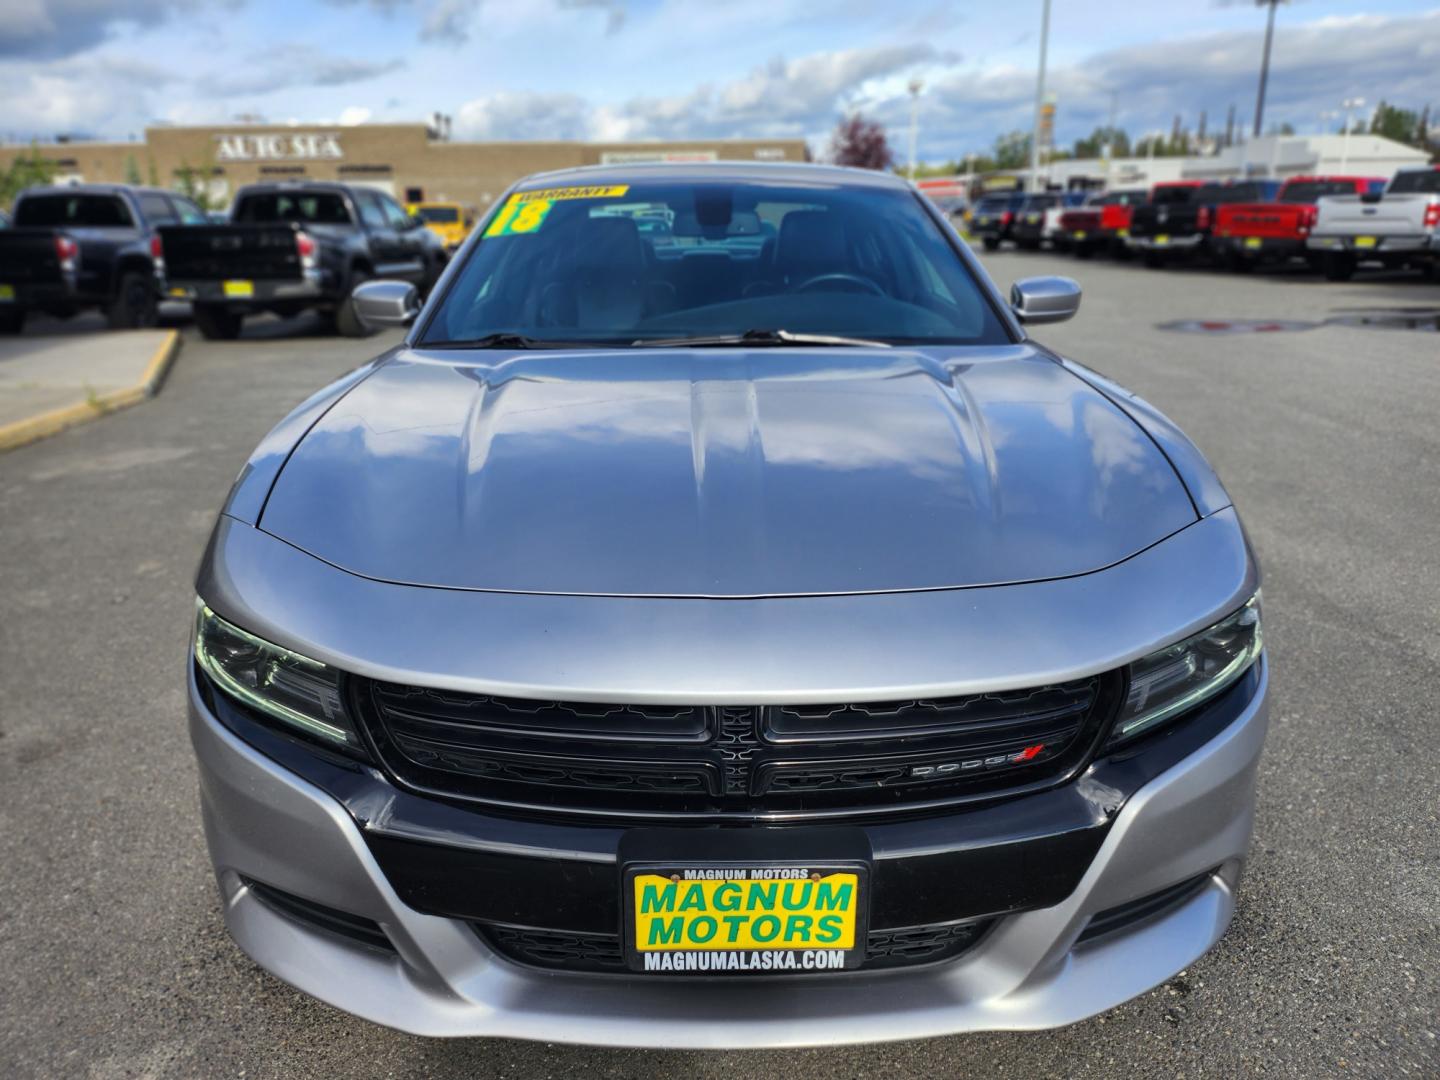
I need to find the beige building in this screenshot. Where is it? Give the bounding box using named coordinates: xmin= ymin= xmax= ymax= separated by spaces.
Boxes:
xmin=0 ymin=123 xmax=810 ymax=210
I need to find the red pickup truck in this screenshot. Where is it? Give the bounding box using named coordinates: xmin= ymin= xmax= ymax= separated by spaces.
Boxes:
xmin=1211 ymin=176 xmax=1385 ymax=271
xmin=1055 ymin=189 xmax=1148 ymax=258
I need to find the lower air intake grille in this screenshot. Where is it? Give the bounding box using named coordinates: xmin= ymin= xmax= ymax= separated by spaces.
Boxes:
xmin=359 ymin=673 xmax=1120 ymax=822
xmin=476 ymin=919 xmax=995 ymax=975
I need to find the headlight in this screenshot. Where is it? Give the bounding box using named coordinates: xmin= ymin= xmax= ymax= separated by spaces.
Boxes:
xmin=194 ymin=602 xmax=360 ymax=751
xmin=1110 ymin=593 xmax=1262 ymax=746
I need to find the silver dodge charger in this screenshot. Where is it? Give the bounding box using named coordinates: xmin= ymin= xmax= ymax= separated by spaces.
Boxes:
xmin=189 ymin=163 xmax=1267 ymax=1047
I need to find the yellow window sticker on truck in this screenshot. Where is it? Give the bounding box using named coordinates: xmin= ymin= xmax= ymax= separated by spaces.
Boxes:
xmin=484 ymin=185 xmax=630 ymax=238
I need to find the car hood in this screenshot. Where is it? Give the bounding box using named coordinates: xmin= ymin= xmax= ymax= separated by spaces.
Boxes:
xmin=258 ymin=345 xmax=1197 ymax=597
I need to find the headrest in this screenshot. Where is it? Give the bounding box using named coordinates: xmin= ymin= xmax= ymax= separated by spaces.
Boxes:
xmin=575 ymin=215 xmax=643 ymax=275
xmin=776 ymin=210 xmax=846 ymax=268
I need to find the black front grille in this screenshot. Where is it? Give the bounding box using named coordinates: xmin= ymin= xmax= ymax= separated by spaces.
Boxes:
xmin=359 ymin=674 xmax=1120 ymax=822
xmin=476 ymin=918 xmax=994 ymax=975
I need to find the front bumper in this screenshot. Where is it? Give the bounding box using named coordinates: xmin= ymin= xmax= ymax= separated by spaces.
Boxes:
xmin=190 ymin=655 xmax=1270 ymax=1047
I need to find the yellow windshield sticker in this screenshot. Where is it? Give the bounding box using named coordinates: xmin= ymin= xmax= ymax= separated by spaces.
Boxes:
xmin=484 ymin=184 xmax=630 ymax=238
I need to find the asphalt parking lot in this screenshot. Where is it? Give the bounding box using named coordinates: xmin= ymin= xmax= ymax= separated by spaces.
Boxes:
xmin=1 ymin=252 xmax=1436 ymax=1079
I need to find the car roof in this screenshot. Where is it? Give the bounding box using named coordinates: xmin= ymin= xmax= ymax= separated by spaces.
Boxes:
xmin=512 ymin=161 xmax=911 ymax=193
xmin=20 ymin=183 xmax=176 ymax=199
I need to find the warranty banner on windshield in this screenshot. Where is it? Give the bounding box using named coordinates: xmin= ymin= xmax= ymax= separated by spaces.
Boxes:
xmin=484 ymin=184 xmax=630 ymax=237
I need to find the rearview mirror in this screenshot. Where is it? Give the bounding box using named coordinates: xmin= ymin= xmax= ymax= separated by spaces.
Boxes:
xmin=1010 ymin=276 xmax=1081 ymax=325
xmin=352 ymin=280 xmax=421 ymax=329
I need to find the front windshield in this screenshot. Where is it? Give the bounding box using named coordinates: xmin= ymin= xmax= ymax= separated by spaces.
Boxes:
xmin=418 ymin=205 xmax=461 ymax=223
xmin=420 ymin=180 xmax=1010 ymax=347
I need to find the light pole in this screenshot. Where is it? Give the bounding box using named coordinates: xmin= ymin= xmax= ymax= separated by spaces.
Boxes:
xmin=907 ymin=77 xmax=924 ymax=181
xmin=1028 ymin=0 xmax=1051 ymax=192
xmin=1252 ymin=0 xmax=1285 ymax=138
xmin=1340 ymin=97 xmax=1365 ymax=172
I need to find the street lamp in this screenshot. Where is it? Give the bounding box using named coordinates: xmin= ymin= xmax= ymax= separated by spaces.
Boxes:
xmin=1028 ymin=0 xmax=1051 ymax=192
xmin=1340 ymin=97 xmax=1365 ymax=172
xmin=1252 ymin=0 xmax=1286 ymax=138
xmin=907 ymin=77 xmax=924 ymax=181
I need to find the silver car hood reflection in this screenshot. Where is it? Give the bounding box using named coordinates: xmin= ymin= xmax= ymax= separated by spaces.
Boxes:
xmin=258 ymin=344 xmax=1199 ymax=597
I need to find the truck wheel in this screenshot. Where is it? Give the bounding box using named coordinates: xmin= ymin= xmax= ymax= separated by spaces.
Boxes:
xmin=192 ymin=304 xmax=244 ymax=341
xmin=1322 ymin=254 xmax=1355 ymax=282
xmin=0 ymin=307 xmax=25 ymax=335
xmin=981 ymin=237 xmax=1000 ymax=252
xmin=107 ymin=271 xmax=159 ymax=330
xmin=334 ymin=271 xmax=378 ymax=338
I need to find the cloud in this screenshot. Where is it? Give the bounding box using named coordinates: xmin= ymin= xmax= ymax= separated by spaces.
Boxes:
xmin=0 ymin=55 xmax=175 ymax=138
xmin=558 ymin=0 xmax=626 ymax=35
xmin=455 ymin=91 xmax=595 ymax=141
xmin=419 ymin=0 xmax=482 ymax=42
xmin=200 ymin=46 xmax=405 ymax=96
xmin=906 ymin=8 xmax=1440 ymax=159
xmin=453 ymin=42 xmax=956 ymax=143
xmin=0 ymin=0 xmax=211 ymax=60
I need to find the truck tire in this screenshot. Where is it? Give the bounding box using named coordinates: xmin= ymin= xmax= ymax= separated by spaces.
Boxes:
xmin=0 ymin=307 xmax=25 ymax=335
xmin=192 ymin=304 xmax=244 ymax=341
xmin=334 ymin=271 xmax=377 ymax=338
xmin=981 ymin=237 xmax=1000 ymax=252
xmin=107 ymin=270 xmax=159 ymax=330
xmin=1322 ymin=254 xmax=1355 ymax=282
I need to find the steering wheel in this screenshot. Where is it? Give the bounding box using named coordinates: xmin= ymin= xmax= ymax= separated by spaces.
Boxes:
xmin=793 ymin=272 xmax=885 ymax=297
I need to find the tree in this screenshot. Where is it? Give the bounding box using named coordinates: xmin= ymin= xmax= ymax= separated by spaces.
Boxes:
xmin=829 ymin=113 xmax=894 ymax=170
xmin=992 ymin=131 xmax=1031 ymax=170
xmin=0 ymin=144 xmax=56 ymax=211
xmin=124 ymin=154 xmax=143 ymax=185
xmin=1369 ymin=101 xmax=1424 ymax=147
xmin=1072 ymin=126 xmax=1131 ymax=159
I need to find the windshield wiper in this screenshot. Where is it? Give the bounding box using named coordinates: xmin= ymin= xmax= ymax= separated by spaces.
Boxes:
xmin=423 ymin=332 xmax=619 ymax=350
xmin=633 ymin=328 xmax=891 ymax=349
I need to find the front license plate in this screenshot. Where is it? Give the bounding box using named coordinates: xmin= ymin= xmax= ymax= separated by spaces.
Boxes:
xmin=222 ymin=279 xmax=254 ymax=298
xmin=1354 ymin=236 xmax=1377 ymax=249
xmin=0 ymin=284 xmax=14 ymax=302
xmin=1245 ymin=237 xmax=1263 ymax=250
xmin=625 ymin=864 xmax=867 ymax=974
xmin=1027 ymin=214 xmax=1041 ymax=223
xmin=1118 ymin=228 xmax=1130 ymax=238
xmin=1073 ymin=230 xmax=1087 ymax=240
xmin=1155 ymin=234 xmax=1170 ymax=246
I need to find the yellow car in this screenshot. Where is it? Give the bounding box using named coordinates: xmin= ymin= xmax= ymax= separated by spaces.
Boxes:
xmin=407 ymin=201 xmax=472 ymax=251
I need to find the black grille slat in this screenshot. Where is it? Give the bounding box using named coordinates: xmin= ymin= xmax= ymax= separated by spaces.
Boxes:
xmin=476 ymin=919 xmax=995 ymax=975
xmin=362 ymin=674 xmax=1117 ymax=821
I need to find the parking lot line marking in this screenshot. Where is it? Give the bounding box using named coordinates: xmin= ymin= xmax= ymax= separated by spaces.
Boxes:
xmin=0 ymin=329 xmax=181 ymax=453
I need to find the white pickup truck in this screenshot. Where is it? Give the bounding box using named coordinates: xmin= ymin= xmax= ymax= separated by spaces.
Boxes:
xmin=1306 ymin=166 xmax=1440 ymax=280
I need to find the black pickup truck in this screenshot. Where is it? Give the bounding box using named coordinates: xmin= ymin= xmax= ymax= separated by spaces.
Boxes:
xmin=158 ymin=181 xmax=447 ymax=339
xmin=0 ymin=184 xmax=207 ymax=334
xmin=1126 ymin=180 xmax=1282 ymax=267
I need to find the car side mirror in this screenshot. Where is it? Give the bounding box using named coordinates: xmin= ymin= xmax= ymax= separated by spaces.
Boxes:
xmin=351 ymin=280 xmax=421 ymax=329
xmin=1010 ymin=276 xmax=1081 ymax=324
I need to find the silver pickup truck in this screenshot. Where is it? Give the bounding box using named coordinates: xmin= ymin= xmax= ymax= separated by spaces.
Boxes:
xmin=1306 ymin=166 xmax=1440 ymax=280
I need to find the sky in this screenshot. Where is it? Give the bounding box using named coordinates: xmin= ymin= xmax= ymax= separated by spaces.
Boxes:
xmin=1 ymin=0 xmax=1436 ymax=162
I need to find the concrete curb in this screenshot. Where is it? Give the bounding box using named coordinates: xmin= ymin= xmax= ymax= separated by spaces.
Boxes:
xmin=0 ymin=329 xmax=181 ymax=453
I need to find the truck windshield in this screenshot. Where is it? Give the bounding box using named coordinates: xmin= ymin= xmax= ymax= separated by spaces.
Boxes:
xmin=421 ymin=180 xmax=1010 ymax=348
xmin=15 ymin=195 xmax=133 ymax=227
xmin=1280 ymin=181 xmax=1358 ymax=202
xmin=1388 ymin=170 xmax=1440 ymax=195
xmin=233 ymin=192 xmax=352 ymax=224
xmin=417 ymin=206 xmax=461 ymax=223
